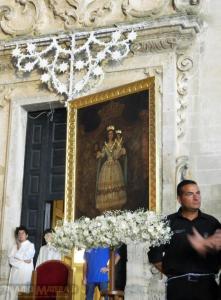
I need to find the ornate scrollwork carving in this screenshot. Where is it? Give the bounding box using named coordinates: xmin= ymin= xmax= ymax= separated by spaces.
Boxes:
xmin=0 ymin=85 xmax=12 ymax=108
xmin=48 ymin=0 xmax=114 ymax=28
xmin=0 ymin=0 xmax=204 ymax=40
xmin=173 ymin=0 xmax=202 ymax=14
xmin=48 ymin=0 xmax=79 ymax=28
xmin=131 ymin=37 xmax=177 ymax=53
xmin=0 ymin=5 xmax=10 ymax=21
xmin=0 ymin=1 xmax=41 ymax=36
xmin=144 ymin=66 xmax=163 ymax=95
xmin=48 ymin=0 xmax=172 ymax=28
xmin=85 ymin=0 xmax=113 ymax=26
xmin=122 ymin=0 xmax=169 ymax=18
xmin=176 ymin=54 xmax=193 ymax=138
xmin=176 ymin=155 xmax=190 ymax=183
xmin=177 ymin=55 xmax=193 ymax=73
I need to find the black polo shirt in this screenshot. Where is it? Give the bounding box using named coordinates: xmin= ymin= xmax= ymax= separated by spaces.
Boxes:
xmin=148 ymin=208 xmax=221 ymax=276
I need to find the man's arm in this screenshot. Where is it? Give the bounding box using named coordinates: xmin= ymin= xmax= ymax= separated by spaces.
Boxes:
xmin=148 ymin=245 xmax=165 ymax=274
xmin=100 ymin=253 xmax=120 ymax=273
xmin=114 ymin=253 xmax=120 ymax=265
xmin=83 ymin=261 xmax=87 ymax=284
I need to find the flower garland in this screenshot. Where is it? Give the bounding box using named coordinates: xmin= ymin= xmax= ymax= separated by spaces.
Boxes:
xmin=51 ymin=210 xmax=172 ymax=254
xmin=12 ymin=30 xmax=137 ymax=102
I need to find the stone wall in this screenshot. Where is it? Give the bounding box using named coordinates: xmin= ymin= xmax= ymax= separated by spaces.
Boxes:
xmin=191 ymin=0 xmax=221 ymax=220
xmin=0 ymin=0 xmax=221 ymax=299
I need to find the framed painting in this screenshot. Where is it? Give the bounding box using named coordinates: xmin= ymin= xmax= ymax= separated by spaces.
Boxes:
xmin=65 ymin=77 xmax=156 ymax=221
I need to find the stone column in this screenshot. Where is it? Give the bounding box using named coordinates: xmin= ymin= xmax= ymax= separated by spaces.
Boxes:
xmin=0 ymin=86 xmax=11 ymax=298
xmin=125 ymin=243 xmax=165 ymax=300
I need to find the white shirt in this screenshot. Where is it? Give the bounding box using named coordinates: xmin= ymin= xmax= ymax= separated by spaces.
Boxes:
xmin=7 ymin=240 xmax=35 ymax=299
xmin=8 ymin=240 xmax=35 ymax=270
xmin=35 ymin=244 xmax=61 ymax=268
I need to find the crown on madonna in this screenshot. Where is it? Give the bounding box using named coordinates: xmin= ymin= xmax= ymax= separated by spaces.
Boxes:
xmin=106 ymin=125 xmax=115 ymax=131
xmin=115 ymin=129 xmax=122 ymax=134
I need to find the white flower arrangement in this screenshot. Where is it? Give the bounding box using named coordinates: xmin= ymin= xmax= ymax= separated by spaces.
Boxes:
xmin=51 ymin=210 xmax=172 ymax=254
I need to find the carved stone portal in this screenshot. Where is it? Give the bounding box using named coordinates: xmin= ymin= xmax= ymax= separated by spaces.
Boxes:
xmin=0 ymin=0 xmax=205 ymax=40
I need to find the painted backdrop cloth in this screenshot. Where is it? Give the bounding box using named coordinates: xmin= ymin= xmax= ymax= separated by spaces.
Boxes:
xmin=96 ymin=142 xmax=126 ymax=211
xmin=35 ymin=244 xmax=61 ymax=268
xmin=7 ymin=240 xmax=35 ymax=300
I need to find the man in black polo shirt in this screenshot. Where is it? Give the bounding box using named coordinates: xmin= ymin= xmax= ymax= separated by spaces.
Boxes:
xmin=148 ymin=179 xmax=221 ymax=300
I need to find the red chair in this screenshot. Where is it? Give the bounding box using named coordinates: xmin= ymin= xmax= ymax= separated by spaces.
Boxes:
xmin=18 ymin=260 xmax=73 ymax=300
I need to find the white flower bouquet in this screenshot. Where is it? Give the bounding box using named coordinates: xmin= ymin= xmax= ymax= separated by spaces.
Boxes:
xmin=51 ymin=209 xmax=172 ymax=254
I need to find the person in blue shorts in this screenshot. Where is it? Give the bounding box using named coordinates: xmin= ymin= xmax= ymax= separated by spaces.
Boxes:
xmin=83 ymin=247 xmax=120 ymax=300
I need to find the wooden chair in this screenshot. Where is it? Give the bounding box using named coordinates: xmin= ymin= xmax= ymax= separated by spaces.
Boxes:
xmin=18 ymin=260 xmax=73 ymax=300
xmin=100 ymin=290 xmax=124 ymax=300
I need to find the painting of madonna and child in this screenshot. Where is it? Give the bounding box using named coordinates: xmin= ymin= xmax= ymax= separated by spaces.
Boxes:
xmin=75 ymin=89 xmax=150 ymax=219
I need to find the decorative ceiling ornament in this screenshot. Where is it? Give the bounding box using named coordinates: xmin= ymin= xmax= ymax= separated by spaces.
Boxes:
xmin=12 ymin=29 xmax=137 ymax=102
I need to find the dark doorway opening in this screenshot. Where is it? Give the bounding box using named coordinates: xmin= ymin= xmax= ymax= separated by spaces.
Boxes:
xmin=21 ymin=107 xmax=67 ymax=261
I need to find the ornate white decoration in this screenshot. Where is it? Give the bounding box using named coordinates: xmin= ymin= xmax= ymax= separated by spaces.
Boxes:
xmin=12 ymin=30 xmax=137 ymax=101
xmin=176 ymin=54 xmax=193 ymax=138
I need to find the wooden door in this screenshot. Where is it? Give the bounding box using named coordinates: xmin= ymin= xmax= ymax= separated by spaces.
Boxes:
xmin=21 ymin=108 xmax=67 ymax=260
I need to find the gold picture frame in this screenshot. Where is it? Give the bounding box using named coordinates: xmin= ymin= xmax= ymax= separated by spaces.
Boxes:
xmin=65 ymin=77 xmax=156 ymax=221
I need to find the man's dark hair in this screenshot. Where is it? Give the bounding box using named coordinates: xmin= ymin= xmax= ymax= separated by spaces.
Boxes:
xmin=15 ymin=225 xmax=29 ymax=236
xmin=42 ymin=228 xmax=54 ymax=245
xmin=177 ymin=179 xmax=197 ymax=197
xmin=43 ymin=228 xmax=54 ymax=235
